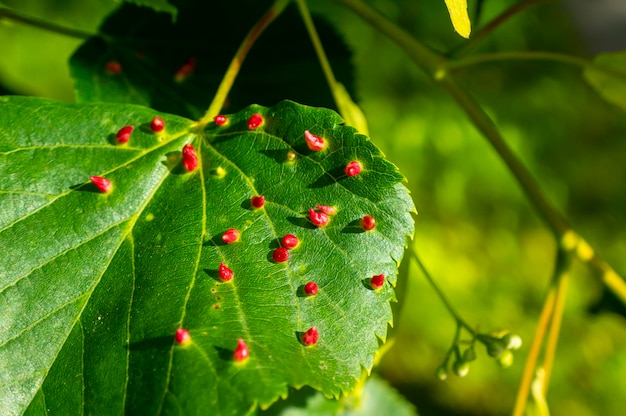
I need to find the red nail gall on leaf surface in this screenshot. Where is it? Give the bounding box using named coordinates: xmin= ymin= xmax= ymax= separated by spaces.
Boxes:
xmin=304 ymin=282 xmax=318 ymax=296
xmin=273 ymin=247 xmax=289 ymax=263
xmin=182 ymin=144 xmax=198 ymax=172
xmin=213 ymin=114 xmax=227 ymax=126
xmin=175 ymin=328 xmax=191 ymax=345
xmin=316 ymin=205 xmax=337 ymax=216
xmin=105 ymin=60 xmax=122 ymax=74
xmin=150 ymin=117 xmax=165 ymax=133
xmin=281 ymin=234 xmax=298 ymax=249
xmin=301 ymin=327 xmax=319 ymax=346
xmin=233 ymin=338 xmax=249 ymax=361
xmin=218 ymin=262 xmax=233 ymax=281
xmin=361 ymin=215 xmax=376 ymax=231
xmin=309 ymin=208 xmax=329 ymax=227
xmin=345 ymin=161 xmax=362 ymax=177
xmin=247 ymin=113 xmax=263 ymax=130
xmin=304 ymin=130 xmax=326 ymax=151
xmin=370 ymin=274 xmax=385 ymax=290
xmin=251 ymin=195 xmax=265 ymax=209
xmin=222 ymin=228 xmax=239 ymax=244
xmin=116 ymin=125 xmax=134 ymax=144
xmin=174 ymin=57 xmax=196 ymax=82
xmin=90 ymin=176 xmax=112 ymax=193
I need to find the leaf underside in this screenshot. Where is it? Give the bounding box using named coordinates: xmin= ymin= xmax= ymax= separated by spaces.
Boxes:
xmin=0 ymin=97 xmax=414 ymax=415
xmin=70 ymin=0 xmax=354 ymax=119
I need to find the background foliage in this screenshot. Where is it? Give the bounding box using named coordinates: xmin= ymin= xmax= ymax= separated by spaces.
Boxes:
xmin=2 ymin=0 xmax=626 ymax=415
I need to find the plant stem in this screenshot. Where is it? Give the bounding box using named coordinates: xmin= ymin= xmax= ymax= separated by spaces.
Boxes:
xmin=512 ymin=247 xmax=571 ymax=416
xmin=411 ymin=251 xmax=474 ymax=334
xmin=333 ymin=0 xmax=441 ymax=76
xmin=541 ymin=253 xmax=571 ymax=395
xmin=335 ymin=0 xmax=626 ymax=305
xmin=451 ymin=0 xmax=555 ymax=57
xmin=447 ymin=51 xmax=591 ymax=71
xmin=295 ymin=0 xmax=339 ymax=101
xmin=437 ymin=76 xmax=570 ymax=236
xmin=512 ymin=283 xmax=557 ymax=416
xmin=0 ymin=7 xmax=94 ymax=39
xmin=198 ymin=0 xmax=290 ymax=126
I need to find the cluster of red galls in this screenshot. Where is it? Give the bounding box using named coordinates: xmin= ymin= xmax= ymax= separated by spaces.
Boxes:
xmin=91 ymin=112 xmax=386 ymax=362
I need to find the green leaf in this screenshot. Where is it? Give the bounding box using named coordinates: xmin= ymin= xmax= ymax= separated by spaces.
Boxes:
xmin=584 ymin=52 xmax=626 ymax=112
xmin=260 ymin=374 xmax=418 ymax=416
xmin=70 ymin=1 xmax=354 ymax=118
xmin=0 ymin=97 xmax=414 ymax=415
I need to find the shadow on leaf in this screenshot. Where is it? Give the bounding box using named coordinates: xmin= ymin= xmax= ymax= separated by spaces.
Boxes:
xmin=127 ymin=335 xmax=172 ymax=351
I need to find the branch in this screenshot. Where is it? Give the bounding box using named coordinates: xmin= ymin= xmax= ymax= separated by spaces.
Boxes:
xmin=335 ymin=0 xmax=626 ymax=305
xmin=0 ymin=7 xmax=94 ymax=39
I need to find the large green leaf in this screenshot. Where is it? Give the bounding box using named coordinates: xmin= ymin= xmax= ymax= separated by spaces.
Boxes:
xmin=69 ymin=0 xmax=354 ymax=118
xmin=0 ymin=97 xmax=414 ymax=415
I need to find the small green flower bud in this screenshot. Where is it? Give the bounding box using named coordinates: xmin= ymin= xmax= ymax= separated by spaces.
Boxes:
xmin=485 ymin=338 xmax=506 ymax=358
xmin=453 ymin=360 xmax=470 ymax=377
xmin=436 ymin=366 xmax=448 ymax=381
xmin=462 ymin=347 xmax=477 ymax=362
xmin=497 ymin=349 xmax=514 ymax=368
xmin=503 ymin=334 xmax=523 ymax=350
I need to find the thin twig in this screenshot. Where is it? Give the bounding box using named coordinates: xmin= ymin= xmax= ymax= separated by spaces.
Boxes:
xmin=198 ymin=0 xmax=290 ymax=126
xmin=512 ymin=284 xmax=556 ymax=416
xmin=411 ymin=250 xmax=474 ymax=333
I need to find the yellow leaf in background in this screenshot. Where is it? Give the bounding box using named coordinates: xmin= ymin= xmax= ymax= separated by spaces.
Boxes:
xmin=444 ymin=0 xmax=471 ymax=38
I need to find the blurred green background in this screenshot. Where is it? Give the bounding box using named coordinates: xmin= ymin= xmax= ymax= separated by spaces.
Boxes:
xmin=2 ymin=0 xmax=626 ymax=415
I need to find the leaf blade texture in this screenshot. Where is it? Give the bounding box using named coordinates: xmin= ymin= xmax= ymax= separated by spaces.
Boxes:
xmin=0 ymin=97 xmax=414 ymax=415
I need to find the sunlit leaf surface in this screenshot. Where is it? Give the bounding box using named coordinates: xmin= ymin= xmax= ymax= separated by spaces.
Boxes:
xmin=0 ymin=97 xmax=414 ymax=415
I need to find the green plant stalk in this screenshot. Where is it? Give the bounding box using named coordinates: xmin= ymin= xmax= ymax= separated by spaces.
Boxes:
xmin=199 ymin=0 xmax=290 ymax=126
xmin=295 ymin=0 xmax=340 ymax=103
xmin=0 ymin=6 xmax=95 ymax=39
xmin=411 ymin=251 xmax=474 ymax=334
xmin=541 ymin=261 xmax=570 ymax=395
xmin=511 ymin=248 xmax=572 ymax=416
xmin=451 ymin=0 xmax=555 ymax=57
xmin=512 ymin=284 xmax=557 ymax=416
xmin=335 ymin=0 xmax=626 ymax=304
